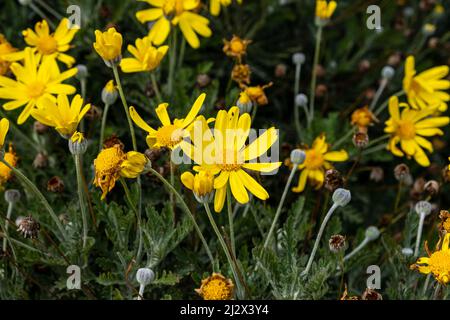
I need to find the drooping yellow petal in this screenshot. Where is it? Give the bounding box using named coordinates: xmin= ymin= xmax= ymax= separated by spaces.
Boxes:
xmin=323 ymin=150 xmax=348 ymax=162
xmin=181 ymin=171 xmax=195 ymax=190
xmin=0 ymin=118 xmax=9 ymax=147
xmin=129 ymin=106 xmax=156 ymax=134
xmin=237 ymin=169 xmax=269 ymax=200
xmin=155 ymin=103 xmax=171 ymax=126
xmin=229 ymin=171 xmax=249 ymax=204
xmin=214 ymin=185 xmax=227 ymax=212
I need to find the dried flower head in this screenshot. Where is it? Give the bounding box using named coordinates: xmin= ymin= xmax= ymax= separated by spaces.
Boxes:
xmin=424 ymin=180 xmax=439 ymax=196
xmin=244 ymin=83 xmax=273 ymax=106
xmin=17 ymin=216 xmax=40 ymax=239
xmin=439 ymin=210 xmax=450 ymax=234
xmin=195 ymin=273 xmax=234 ymax=300
xmin=394 ymin=163 xmax=412 ymax=185
xmin=324 ymin=169 xmax=343 ymax=192
xmin=223 ymin=35 xmax=251 ymax=61
xmin=33 ymin=152 xmax=48 ymax=169
xmin=231 ymin=64 xmax=251 ymax=85
xmin=361 ymin=288 xmax=383 ymax=300
xmin=0 ymin=144 xmax=18 ymax=187
xmin=47 ymin=176 xmax=65 ymax=193
xmin=352 ymin=131 xmax=369 ymax=149
xmin=369 ymin=167 xmax=384 ymax=182
xmin=351 ymin=106 xmax=377 ymax=131
xmin=329 ymin=234 xmax=347 ymax=253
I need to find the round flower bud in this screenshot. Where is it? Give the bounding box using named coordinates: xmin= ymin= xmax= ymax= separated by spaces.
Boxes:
xmin=422 ymin=23 xmax=436 ymax=36
xmin=415 ymin=201 xmax=432 ymax=216
xmin=101 ymin=80 xmax=118 ymax=105
xmin=75 ymin=65 xmax=88 ymax=81
xmin=394 ymin=163 xmax=412 ymax=185
xmin=332 ymin=188 xmax=351 ymax=207
xmin=236 ymin=92 xmax=253 ymax=114
xmin=292 ymin=52 xmax=305 ymax=65
xmin=424 ymin=180 xmax=439 ymax=196
xmin=381 ymin=66 xmax=395 ymax=79
xmin=4 ymin=189 xmax=20 ymax=203
xmin=365 ymin=226 xmax=380 ymax=241
xmin=136 ymin=268 xmax=155 ymax=286
xmin=290 ymin=149 xmax=306 ymax=165
xmin=295 ymin=93 xmax=308 ymax=107
xmin=329 ymin=234 xmax=347 ymax=253
xmin=352 ymin=132 xmax=369 ymax=149
xmin=401 ymin=247 xmax=413 ymax=256
xmin=325 ymin=169 xmax=343 ymax=192
xmin=68 ymin=132 xmax=88 ymax=155
xmin=369 ymin=167 xmax=384 ymax=183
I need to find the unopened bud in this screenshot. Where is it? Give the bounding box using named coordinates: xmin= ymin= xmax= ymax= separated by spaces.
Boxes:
xmin=369 ymin=167 xmax=384 ymax=182
xmin=401 ymin=247 xmax=413 ymax=256
xmin=290 ymin=149 xmax=306 ymax=165
xmin=4 ymin=189 xmax=20 ymax=203
xmin=352 ymin=132 xmax=369 ymax=149
xmin=324 ymin=169 xmax=343 ymax=192
xmin=295 ymin=94 xmax=308 ymax=107
xmin=365 ymin=226 xmax=380 ymax=241
xmin=381 ymin=66 xmax=395 ymax=79
xmin=75 ymin=64 xmax=88 ymax=80
xmin=415 ymin=201 xmax=432 ymax=216
xmin=68 ymin=132 xmax=88 ymax=155
xmin=292 ymin=52 xmax=305 ymax=65
xmin=332 ymin=188 xmax=351 ymax=207
xmin=101 ymin=80 xmax=118 ymax=105
xmin=136 ymin=268 xmax=155 ymax=286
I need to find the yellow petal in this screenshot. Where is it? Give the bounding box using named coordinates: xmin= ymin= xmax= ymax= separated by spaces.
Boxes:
xmin=181 ymin=171 xmax=194 ymax=190
xmin=155 ymin=103 xmax=171 ymax=126
xmin=129 ymin=106 xmax=156 ymax=134
xmin=237 ymin=169 xmax=269 ymax=200
xmin=323 ymin=150 xmax=348 ymax=162
xmin=292 ymin=169 xmax=308 ymax=193
xmin=0 ymin=118 xmax=9 ymax=147
xmin=242 ymin=162 xmax=281 ymax=173
xmin=181 ymin=93 xmax=205 ymax=128
xmin=214 ymin=185 xmax=226 ymax=213
xmin=229 ymin=171 xmax=249 ymax=204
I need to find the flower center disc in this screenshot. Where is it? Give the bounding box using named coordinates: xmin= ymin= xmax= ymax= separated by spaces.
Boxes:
xmin=27 ymin=82 xmax=46 ymax=99
xmin=37 ymin=36 xmax=58 ymax=55
xmin=162 ymin=0 xmax=183 ymax=20
xmin=217 ymin=149 xmax=242 ymax=171
xmin=156 ymin=125 xmax=183 ymax=148
xmin=429 ymin=251 xmax=450 ymax=282
xmin=304 ymin=149 xmax=324 ymax=170
xmin=96 ymin=147 xmax=125 ymax=175
xmin=397 ymin=120 xmax=416 ymax=140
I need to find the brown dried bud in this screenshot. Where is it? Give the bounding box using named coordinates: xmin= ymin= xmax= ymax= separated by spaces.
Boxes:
xmin=315 ymin=84 xmax=327 ymax=97
xmin=33 ymin=121 xmax=48 ymax=134
xmin=231 ymin=64 xmax=251 ymax=85
xmin=329 ymin=234 xmax=347 ymax=253
xmin=424 ymin=180 xmax=439 ymax=196
xmin=358 ymin=59 xmax=371 ymax=72
xmin=428 ymin=37 xmax=439 ymax=49
xmin=352 ymin=132 xmax=369 ymax=149
xmin=47 ymin=176 xmax=65 ymax=193
xmin=145 ymin=148 xmax=164 ymax=163
xmin=274 ymin=64 xmax=287 ymax=78
xmin=17 ymin=216 xmax=40 ymax=239
xmin=315 ymin=64 xmax=326 ymax=78
xmin=387 ymin=52 xmax=402 ymax=67
xmin=85 ymin=104 xmax=102 ymax=121
xmin=196 ymin=74 xmax=211 ymax=88
xmin=410 ymin=177 xmax=426 ymax=200
xmin=370 ymin=167 xmax=384 ymax=182
xmin=361 ymin=288 xmax=383 ymax=300
xmin=59 ymin=214 xmax=70 ymax=225
xmin=103 ymin=135 xmax=124 ymax=150
xmin=324 ymin=169 xmax=343 ymax=192
xmin=33 ymin=152 xmax=48 ymax=169
xmin=394 ymin=164 xmax=412 ymax=184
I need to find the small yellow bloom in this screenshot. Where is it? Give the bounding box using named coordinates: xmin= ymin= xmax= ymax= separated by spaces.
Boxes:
xmin=6 ymin=19 xmax=78 ymax=69
xmin=181 ymin=170 xmax=214 ymax=202
xmin=31 ymin=94 xmax=91 ymax=137
xmin=120 ymin=36 xmax=168 ymax=73
xmin=210 ymin=0 xmax=242 ymax=16
xmin=93 ymin=144 xmax=147 ymax=199
xmin=0 ymin=48 xmax=78 ymax=124
xmin=71 ymin=131 xmax=84 ymax=144
xmin=292 ymin=134 xmax=348 ymax=193
xmin=315 ymin=0 xmax=337 ymax=20
xmin=93 ymin=27 xmax=123 ymax=62
xmin=195 ymin=273 xmax=234 ymax=300
xmin=244 ymin=83 xmax=272 ymax=106
xmin=231 ymin=64 xmax=251 ymax=85
xmin=135 ymin=0 xmax=212 ymax=49
xmin=403 ymin=56 xmax=450 ymax=112
xmin=0 ymin=34 xmax=17 ymax=76
xmin=384 ymin=96 xmax=449 ymax=167
xmin=0 ymin=118 xmax=9 ymax=149
xmin=439 ymin=210 xmax=450 ymax=234
xmin=411 ymin=233 xmax=450 ymax=284
xmin=223 ymin=35 xmax=251 ymax=61
xmin=129 ymin=93 xmax=206 ymax=149
xmin=351 ymin=106 xmax=377 ymax=131
xmin=0 ymin=144 xmax=18 ymax=187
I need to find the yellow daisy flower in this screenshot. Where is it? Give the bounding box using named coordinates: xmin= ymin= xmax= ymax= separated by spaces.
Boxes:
xmin=223 ymin=35 xmax=251 ymax=61
xmin=315 ymin=0 xmax=337 ymax=20
xmin=120 ymin=36 xmax=168 ymax=73
xmin=93 ymin=27 xmax=123 ymax=63
xmin=351 ymin=106 xmax=377 ymax=131
xmin=135 ymin=0 xmax=212 ymax=49
xmin=181 ymin=170 xmax=214 ymax=202
xmin=411 ymin=233 xmax=450 ymax=284
xmin=403 ymin=56 xmax=450 ymax=112
xmin=384 ymin=96 xmax=449 ymax=167
xmin=0 ymin=144 xmax=18 ymax=188
xmin=182 ymin=107 xmax=281 ymax=212
xmin=0 ymin=48 xmax=77 ymax=124
xmin=0 ymin=34 xmax=17 ymax=76
xmin=94 ymin=144 xmax=148 ymax=199
xmin=195 ymin=273 xmax=234 ymax=300
xmin=244 ymin=83 xmax=272 ymax=106
xmin=292 ymin=134 xmax=348 ymax=193
xmin=6 ymin=19 xmax=78 ymax=69
xmin=210 ymin=0 xmax=242 ymax=16
xmin=31 ymin=94 xmax=91 ymax=137
xmin=0 ymin=118 xmax=9 ymax=149
xmin=129 ymin=93 xmax=205 ymax=149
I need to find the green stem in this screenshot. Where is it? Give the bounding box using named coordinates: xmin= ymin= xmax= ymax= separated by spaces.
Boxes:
xmin=35 ymin=0 xmax=63 ymax=20
xmin=112 ymin=65 xmax=137 ymax=151
xmin=74 ymin=154 xmax=88 ymax=249
xmin=29 ymin=2 xmax=55 ymax=28
xmin=332 ymin=128 xmax=354 ymax=149
xmin=414 ymin=211 xmax=426 ymax=257
xmin=373 ymin=90 xmax=405 ymax=117
xmin=204 ymin=203 xmax=244 ymax=299
xmin=168 ymin=30 xmax=177 ymax=97
xmin=146 ymin=166 xmax=215 ymax=268
xmin=150 ymin=73 xmax=163 ymax=104
xmin=263 ymin=166 xmax=297 ymax=249
xmin=308 ymin=25 xmax=323 ymax=128
xmin=178 ymin=38 xmax=186 ymax=69
xmin=0 ymin=158 xmax=67 ymax=242
xmin=2 ymin=201 xmax=14 ymax=252
xmin=433 ymin=283 xmax=442 ymax=300
xmin=226 ymin=187 xmax=235 ymax=257
xmin=99 ymin=103 xmax=110 ymax=151
xmin=293 ymin=62 xmax=304 ymax=139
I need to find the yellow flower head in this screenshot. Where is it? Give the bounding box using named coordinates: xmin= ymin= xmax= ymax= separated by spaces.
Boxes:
xmin=0 ymin=48 xmax=77 ymax=124
xmin=120 ymin=36 xmax=168 ymax=73
xmin=384 ymin=96 xmax=449 ymax=167
xmin=181 ymin=170 xmax=214 ymax=202
xmin=403 ymin=56 xmax=450 ymax=112
xmin=71 ymin=131 xmax=84 ymax=144
xmin=351 ymin=106 xmax=377 ymax=130
xmin=31 ymin=94 xmax=91 ymax=137
xmin=411 ymin=233 xmax=450 ymax=284
xmin=195 ymin=273 xmax=234 ymax=300
xmin=7 ymin=19 xmax=78 ymax=68
xmin=135 ymin=0 xmax=212 ymax=49
xmin=94 ymin=144 xmax=147 ymax=199
xmin=244 ymin=83 xmax=272 ymax=106
xmin=231 ymin=63 xmax=251 ymax=85
xmin=223 ymin=35 xmax=251 ymax=61
xmin=292 ymin=134 xmax=348 ymax=193
xmin=93 ymin=27 xmax=123 ymax=62
xmin=315 ymin=0 xmax=337 ymax=20
xmin=182 ymin=107 xmax=281 ymax=212
xmin=0 ymin=118 xmax=9 ymax=149
xmin=0 ymin=34 xmax=17 ymax=76
xmin=439 ymin=210 xmax=450 ymax=234
xmin=129 ymin=93 xmax=206 ymax=149
xmin=0 ymin=144 xmax=18 ymax=187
